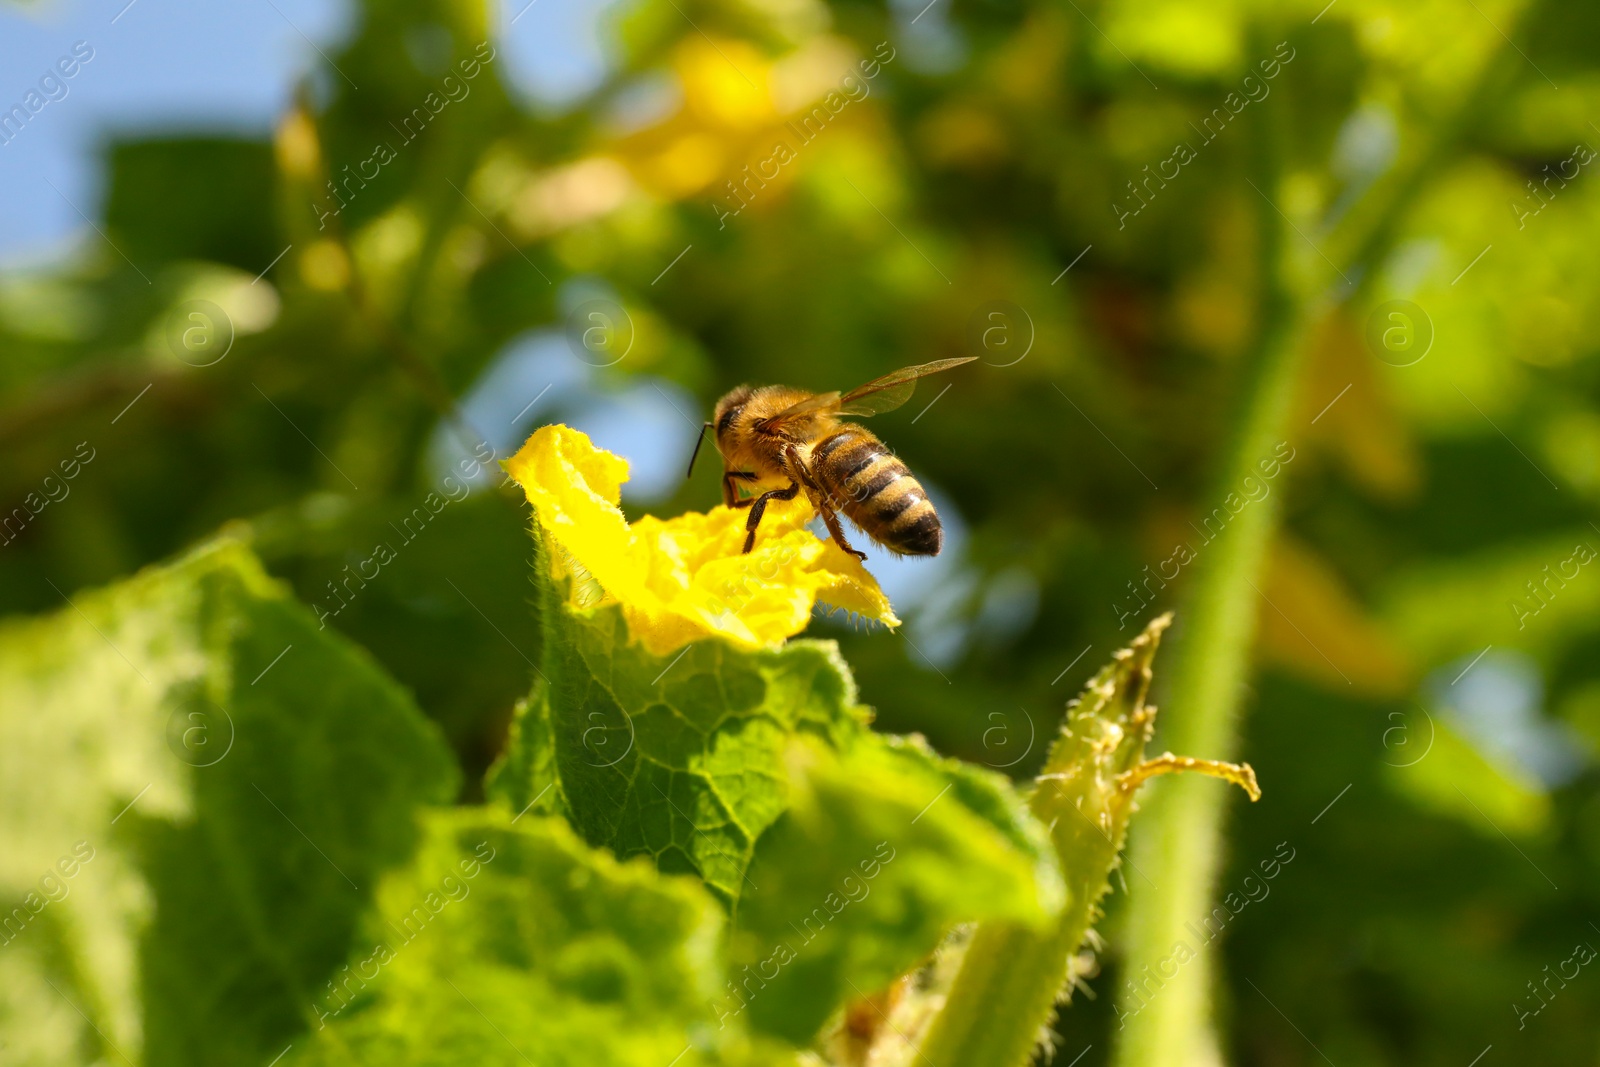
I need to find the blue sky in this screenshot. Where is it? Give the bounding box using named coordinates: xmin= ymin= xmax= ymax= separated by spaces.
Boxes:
xmin=0 ymin=0 xmax=609 ymax=264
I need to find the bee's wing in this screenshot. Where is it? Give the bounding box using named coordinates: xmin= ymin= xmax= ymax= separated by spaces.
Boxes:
xmin=766 ymin=357 xmax=977 ymax=426
xmin=765 ymin=390 xmax=843 ymax=424
xmin=835 ymin=357 xmax=977 ymax=416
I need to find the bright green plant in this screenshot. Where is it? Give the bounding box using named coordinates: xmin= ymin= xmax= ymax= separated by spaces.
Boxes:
xmin=3 ymin=0 xmax=1599 ymax=1062
xmin=0 ymin=425 xmax=1261 ymax=1066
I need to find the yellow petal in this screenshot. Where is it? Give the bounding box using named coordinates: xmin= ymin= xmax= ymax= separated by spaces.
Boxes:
xmin=504 ymin=425 xmax=900 ymax=654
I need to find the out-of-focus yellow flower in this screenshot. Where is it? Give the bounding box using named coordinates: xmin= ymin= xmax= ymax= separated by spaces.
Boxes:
xmin=505 ymin=425 xmax=899 ymax=655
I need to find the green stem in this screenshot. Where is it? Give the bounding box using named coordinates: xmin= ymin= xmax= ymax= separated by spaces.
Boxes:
xmin=919 ymin=919 xmax=1090 ymax=1067
xmin=1111 ymin=299 xmax=1304 ymax=1067
xmin=1112 ymin=72 xmax=1299 ymax=1061
xmin=915 ymin=618 xmax=1254 ymax=1067
xmin=1111 ymin=8 xmax=1546 ymax=1064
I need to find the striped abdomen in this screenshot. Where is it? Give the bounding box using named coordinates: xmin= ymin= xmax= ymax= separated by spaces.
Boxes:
xmin=812 ymin=428 xmax=942 ymax=556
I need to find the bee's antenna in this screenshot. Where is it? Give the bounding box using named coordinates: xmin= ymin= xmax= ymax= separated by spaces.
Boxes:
xmin=686 ymin=421 xmax=713 ymax=479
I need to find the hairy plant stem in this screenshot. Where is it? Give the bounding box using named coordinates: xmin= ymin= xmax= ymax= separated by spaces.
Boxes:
xmin=911 ymin=618 xmax=1257 ymax=1067
xmin=1111 ymin=9 xmax=1548 ymax=1065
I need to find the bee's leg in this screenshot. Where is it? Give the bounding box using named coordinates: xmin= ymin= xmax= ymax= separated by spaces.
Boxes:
xmin=723 ymin=470 xmax=757 ymax=508
xmin=780 ymin=443 xmax=867 ymax=562
xmin=818 ymin=507 xmax=868 ymax=562
xmin=783 ymin=445 xmax=822 ymax=492
xmin=742 ymin=482 xmax=800 ymax=553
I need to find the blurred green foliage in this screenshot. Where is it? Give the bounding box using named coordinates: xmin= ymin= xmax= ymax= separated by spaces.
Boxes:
xmin=2 ymin=0 xmax=1599 ymax=1062
xmin=0 ymin=541 xmax=457 ymax=1064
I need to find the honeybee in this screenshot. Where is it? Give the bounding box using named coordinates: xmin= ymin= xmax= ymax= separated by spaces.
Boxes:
xmin=686 ymin=358 xmax=977 ymax=559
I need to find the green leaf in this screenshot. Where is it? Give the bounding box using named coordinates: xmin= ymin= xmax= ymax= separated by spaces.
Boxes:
xmin=251 ymin=488 xmax=548 ymax=791
xmin=488 ymin=519 xmax=870 ymax=905
xmin=103 ymin=137 xmax=279 ymax=272
xmin=494 ymin=605 xmax=870 ymax=904
xmin=0 ymin=538 xmax=456 ymax=1067
xmin=1384 ymin=714 xmax=1551 ymax=835
xmin=489 ymin=499 xmax=1065 ymax=1046
xmin=284 ymin=808 xmax=798 ymax=1067
xmin=727 ymin=736 xmax=1064 ymax=1044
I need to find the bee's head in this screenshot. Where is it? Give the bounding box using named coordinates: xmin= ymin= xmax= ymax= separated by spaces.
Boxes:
xmin=687 ymin=384 xmax=754 ymax=480
xmin=711 ymin=384 xmax=755 ymax=446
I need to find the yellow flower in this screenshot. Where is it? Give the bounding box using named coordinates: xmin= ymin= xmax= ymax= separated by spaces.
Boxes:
xmin=504 ymin=425 xmax=900 ymax=655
